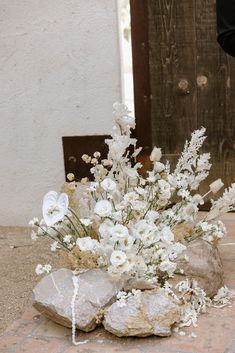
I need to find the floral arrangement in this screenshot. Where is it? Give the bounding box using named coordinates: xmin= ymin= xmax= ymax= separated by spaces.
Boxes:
xmin=30 ymin=103 xmax=235 ymax=343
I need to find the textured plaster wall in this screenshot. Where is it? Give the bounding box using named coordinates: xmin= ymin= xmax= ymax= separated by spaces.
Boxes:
xmin=0 ymin=0 xmax=122 ymax=226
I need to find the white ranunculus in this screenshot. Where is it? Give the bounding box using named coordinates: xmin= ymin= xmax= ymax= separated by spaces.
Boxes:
xmin=110 ymin=250 xmax=127 ymax=267
xmin=76 ymin=237 xmax=97 ymax=252
xmin=112 ymin=224 xmax=129 ymax=239
xmin=43 ymin=191 xmax=68 ymax=227
xmin=101 ymin=178 xmax=117 ymax=192
xmin=150 ymin=147 xmax=162 ymax=162
xmin=94 ymin=200 xmax=113 ymax=217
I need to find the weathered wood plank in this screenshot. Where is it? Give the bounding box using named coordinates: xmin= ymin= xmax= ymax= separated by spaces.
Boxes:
xmin=195 ymin=0 xmax=235 ymax=190
xmin=148 ymin=0 xmax=197 ymax=159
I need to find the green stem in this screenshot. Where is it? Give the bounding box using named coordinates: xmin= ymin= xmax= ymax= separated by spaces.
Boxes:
xmin=68 ymin=208 xmax=89 ymax=237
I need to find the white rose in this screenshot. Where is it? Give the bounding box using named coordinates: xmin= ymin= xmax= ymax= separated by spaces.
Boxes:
xmin=110 ymin=250 xmax=127 ymax=267
xmin=101 ymin=178 xmax=117 ymax=192
xmin=76 ymin=237 xmax=97 ymax=252
xmin=94 ymin=200 xmax=113 ymax=217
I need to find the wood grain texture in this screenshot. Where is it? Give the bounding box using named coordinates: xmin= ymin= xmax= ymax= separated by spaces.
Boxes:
xmin=130 ymin=0 xmax=152 ymax=152
xmin=195 ymin=0 xmax=235 ymax=189
xmin=62 ymin=135 xmax=110 ymax=181
xmin=148 ymin=0 xmax=197 ymax=156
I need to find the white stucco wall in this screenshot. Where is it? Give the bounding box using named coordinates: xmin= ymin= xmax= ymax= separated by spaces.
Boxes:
xmin=0 ymin=0 xmax=122 ymax=226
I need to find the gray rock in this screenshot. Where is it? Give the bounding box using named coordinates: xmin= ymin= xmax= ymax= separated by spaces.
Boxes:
xmin=176 ymin=239 xmax=224 ymax=298
xmin=33 ymin=268 xmax=120 ymax=332
xmin=103 ymin=289 xmax=180 ymax=337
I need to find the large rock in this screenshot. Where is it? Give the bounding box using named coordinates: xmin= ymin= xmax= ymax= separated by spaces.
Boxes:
xmin=33 ymin=268 xmax=120 ymax=332
xmin=176 ymin=239 xmax=224 ymax=298
xmin=103 ymin=289 xmax=180 ymax=337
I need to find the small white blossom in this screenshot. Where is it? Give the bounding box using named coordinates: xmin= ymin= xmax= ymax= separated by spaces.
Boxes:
xmin=76 ymin=237 xmax=98 ymax=252
xmin=110 ymin=250 xmax=127 ymax=267
xmin=63 ymin=235 xmax=72 ymax=243
xmin=35 ymin=263 xmax=52 ymax=275
xmin=150 ymin=147 xmax=162 ymax=162
xmin=80 ymin=218 xmax=92 ymax=226
xmin=51 ymin=241 xmax=59 ymax=252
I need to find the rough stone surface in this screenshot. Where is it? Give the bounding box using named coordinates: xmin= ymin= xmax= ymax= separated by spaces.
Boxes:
xmin=33 ymin=268 xmax=120 ymax=332
xmin=177 ymin=239 xmax=224 ymax=298
xmin=103 ymin=289 xmax=181 ymax=337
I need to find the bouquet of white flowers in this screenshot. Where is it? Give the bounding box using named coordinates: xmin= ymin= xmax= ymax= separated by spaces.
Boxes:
xmin=30 ymin=103 xmax=235 ymax=342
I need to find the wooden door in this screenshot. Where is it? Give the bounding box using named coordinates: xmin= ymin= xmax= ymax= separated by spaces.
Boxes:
xmin=130 ymin=0 xmax=235 ymax=193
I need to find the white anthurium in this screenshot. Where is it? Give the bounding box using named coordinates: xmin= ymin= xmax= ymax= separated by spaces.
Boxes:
xmin=42 ymin=191 xmax=69 ymax=227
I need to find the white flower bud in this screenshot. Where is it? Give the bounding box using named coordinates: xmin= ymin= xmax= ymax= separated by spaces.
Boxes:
xmin=150 ymin=147 xmax=162 ymax=162
xmin=209 ymin=179 xmax=224 ymax=194
xmin=67 ymin=173 xmax=75 ymax=181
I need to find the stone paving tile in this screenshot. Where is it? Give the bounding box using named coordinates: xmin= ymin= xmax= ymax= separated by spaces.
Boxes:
xmin=1 ymin=214 xmax=235 ymax=353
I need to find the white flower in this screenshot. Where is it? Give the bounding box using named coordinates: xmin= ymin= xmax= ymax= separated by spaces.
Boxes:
xmin=35 ymin=264 xmax=44 ymax=275
xmin=112 ymin=224 xmax=129 ymax=239
xmin=113 ymin=102 xmax=135 ymax=130
xmin=159 ymin=260 xmax=176 ymax=275
xmin=51 ymin=241 xmax=59 ymax=252
xmin=110 ymin=250 xmax=127 ymax=267
xmin=94 ymin=200 xmax=112 ymax=217
xmin=63 ymin=235 xmax=72 ymax=243
xmin=67 ymin=173 xmax=75 ymax=181
xmin=209 ymin=179 xmax=224 ymax=194
xmin=31 ymin=231 xmax=37 ymax=241
xmin=154 ymin=162 xmax=165 ymax=173
xmin=76 ymin=237 xmax=97 ymax=252
xmin=160 ymin=226 xmax=174 ymax=243
xmin=150 ymin=147 xmax=162 ymax=162
xmin=99 ymin=220 xmax=114 ymax=239
xmin=80 ymin=218 xmax=92 ymax=226
xmin=29 ymin=217 xmax=39 ymax=227
xmin=35 ymin=263 xmax=52 ymax=275
xmin=145 ymin=210 xmax=159 ymax=222
xmin=44 ymin=264 xmax=52 ymax=273
xmin=101 ymin=178 xmax=117 ymax=192
xmin=88 ymin=182 xmax=99 ymax=191
xmin=42 ymin=191 xmax=68 ymax=226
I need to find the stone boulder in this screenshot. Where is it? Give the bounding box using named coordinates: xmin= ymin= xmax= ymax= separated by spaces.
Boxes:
xmin=103 ymin=289 xmax=180 ymax=337
xmin=33 ymin=268 xmax=121 ymax=332
xmin=176 ymin=239 xmax=224 ymax=298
